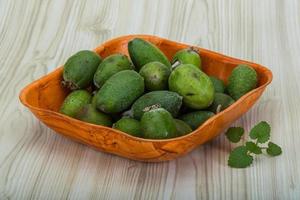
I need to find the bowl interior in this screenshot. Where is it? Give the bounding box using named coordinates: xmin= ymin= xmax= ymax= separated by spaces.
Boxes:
xmin=21 ymin=35 xmax=271 ymax=114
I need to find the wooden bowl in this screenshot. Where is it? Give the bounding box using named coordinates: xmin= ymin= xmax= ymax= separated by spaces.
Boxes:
xmin=19 ymin=35 xmax=272 ymax=162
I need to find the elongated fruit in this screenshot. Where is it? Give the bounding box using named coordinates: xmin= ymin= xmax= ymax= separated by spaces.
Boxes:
xmin=180 ymin=111 xmax=214 ymax=130
xmin=141 ymin=108 xmax=177 ymax=139
xmin=131 ymin=90 xmax=182 ymax=119
xmin=168 ymin=64 xmax=214 ymax=109
xmin=209 ymin=76 xmax=225 ymax=93
xmin=227 ymin=64 xmax=258 ymax=100
xmin=172 ymin=48 xmax=202 ymax=69
xmin=208 ymin=93 xmax=235 ymax=113
xmin=128 ymin=38 xmax=171 ymax=70
xmin=76 ymin=104 xmax=112 ymax=126
xmin=113 ymin=118 xmax=142 ymax=137
xmin=175 ymin=119 xmax=192 ymax=136
xmin=139 ymin=61 xmax=171 ymax=91
xmin=59 ymin=90 xmax=91 ymax=117
xmin=63 ymin=50 xmax=101 ymax=90
xmin=95 ymin=70 xmax=144 ymax=113
xmin=93 ymin=54 xmax=133 ymax=88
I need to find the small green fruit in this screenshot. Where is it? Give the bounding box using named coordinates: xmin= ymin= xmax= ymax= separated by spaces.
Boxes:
xmin=209 ymin=76 xmax=225 ymax=93
xmin=131 ymin=90 xmax=182 ymax=120
xmin=208 ymin=93 xmax=235 ymax=113
xmin=180 ymin=111 xmax=214 ymax=130
xmin=113 ymin=118 xmax=142 ymax=137
xmin=128 ymin=38 xmax=171 ymax=70
xmin=76 ymin=104 xmax=112 ymax=127
xmin=168 ymin=64 xmax=214 ymax=109
xmin=139 ymin=61 xmax=171 ymax=91
xmin=172 ymin=48 xmax=201 ymax=69
xmin=174 ymin=119 xmax=192 ymax=136
xmin=63 ymin=50 xmax=101 ymax=90
xmin=227 ymin=64 xmax=258 ymax=100
xmin=93 ymin=54 xmax=133 ymax=88
xmin=60 ymin=90 xmax=91 ymax=117
xmin=95 ymin=70 xmax=144 ymax=113
xmin=141 ymin=108 xmax=177 ymax=139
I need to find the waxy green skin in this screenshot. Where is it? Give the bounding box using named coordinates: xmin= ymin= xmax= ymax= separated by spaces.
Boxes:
xmin=60 ymin=90 xmax=91 ymax=117
xmin=168 ymin=64 xmax=215 ymax=109
xmin=113 ymin=118 xmax=142 ymax=137
xmin=131 ymin=90 xmax=183 ymax=120
xmin=208 ymin=93 xmax=235 ymax=113
xmin=179 ymin=111 xmax=214 ymax=130
xmin=227 ymin=64 xmax=258 ymax=100
xmin=76 ymin=104 xmax=112 ymax=127
xmin=139 ymin=61 xmax=171 ymax=91
xmin=172 ymin=48 xmax=202 ymax=69
xmin=93 ymin=54 xmax=133 ymax=88
xmin=174 ymin=119 xmax=192 ymax=136
xmin=63 ymin=50 xmax=101 ymax=90
xmin=141 ymin=108 xmax=177 ymax=139
xmin=95 ymin=70 xmax=144 ymax=114
xmin=128 ymin=38 xmax=171 ymax=70
xmin=209 ymin=76 xmax=225 ymax=93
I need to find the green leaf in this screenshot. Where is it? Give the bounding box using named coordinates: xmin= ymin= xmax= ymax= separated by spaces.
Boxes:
xmin=267 ymin=142 xmax=282 ymax=156
xmin=228 ymin=146 xmax=253 ymax=168
xmin=225 ymin=127 xmax=244 ymax=143
xmin=245 ymin=141 xmax=262 ymax=154
xmin=249 ymin=121 xmax=270 ymax=143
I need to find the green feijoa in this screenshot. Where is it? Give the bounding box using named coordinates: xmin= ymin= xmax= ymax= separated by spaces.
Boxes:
xmin=209 ymin=76 xmax=225 ymax=93
xmin=95 ymin=70 xmax=144 ymax=113
xmin=168 ymin=64 xmax=215 ymax=109
xmin=113 ymin=117 xmax=142 ymax=137
xmin=76 ymin=104 xmax=112 ymax=127
xmin=172 ymin=48 xmax=202 ymax=69
xmin=141 ymin=108 xmax=177 ymax=139
xmin=91 ymin=93 xmax=97 ymax=108
xmin=139 ymin=61 xmax=171 ymax=91
xmin=62 ymin=50 xmax=101 ymax=90
xmin=128 ymin=38 xmax=171 ymax=70
xmin=174 ymin=119 xmax=192 ymax=136
xmin=179 ymin=111 xmax=214 ymax=130
xmin=131 ymin=90 xmax=183 ymax=120
xmin=59 ymin=90 xmax=92 ymax=117
xmin=208 ymin=93 xmax=235 ymax=113
xmin=227 ymin=64 xmax=258 ymax=100
xmin=93 ymin=54 xmax=134 ymax=88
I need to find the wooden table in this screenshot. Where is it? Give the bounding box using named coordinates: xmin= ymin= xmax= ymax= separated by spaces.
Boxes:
xmin=1 ymin=0 xmax=299 ymax=199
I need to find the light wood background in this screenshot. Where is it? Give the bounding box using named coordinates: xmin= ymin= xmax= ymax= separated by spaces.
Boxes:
xmin=0 ymin=0 xmax=300 ymax=199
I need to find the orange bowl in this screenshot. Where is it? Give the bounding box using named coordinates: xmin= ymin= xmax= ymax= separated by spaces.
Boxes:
xmin=19 ymin=35 xmax=272 ymax=162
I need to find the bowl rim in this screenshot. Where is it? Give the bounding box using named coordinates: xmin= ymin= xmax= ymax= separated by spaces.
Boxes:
xmin=19 ymin=34 xmax=273 ymax=143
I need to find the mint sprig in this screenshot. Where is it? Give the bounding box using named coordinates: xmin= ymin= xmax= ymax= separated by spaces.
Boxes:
xmin=226 ymin=121 xmax=282 ymax=168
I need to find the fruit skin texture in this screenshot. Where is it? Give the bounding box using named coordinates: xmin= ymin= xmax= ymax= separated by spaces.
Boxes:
xmin=128 ymin=38 xmax=171 ymax=70
xmin=209 ymin=76 xmax=225 ymax=93
xmin=139 ymin=61 xmax=171 ymax=91
xmin=95 ymin=70 xmax=144 ymax=113
xmin=131 ymin=90 xmax=183 ymax=120
xmin=179 ymin=111 xmax=214 ymax=130
xmin=168 ymin=64 xmax=215 ymax=109
xmin=60 ymin=90 xmax=91 ymax=117
xmin=93 ymin=54 xmax=133 ymax=88
xmin=174 ymin=119 xmax=192 ymax=136
xmin=172 ymin=48 xmax=202 ymax=69
xmin=227 ymin=64 xmax=258 ymax=100
xmin=141 ymin=108 xmax=177 ymax=139
xmin=63 ymin=50 xmax=101 ymax=90
xmin=113 ymin=117 xmax=142 ymax=137
xmin=208 ymin=93 xmax=235 ymax=113
xmin=76 ymin=104 xmax=112 ymax=126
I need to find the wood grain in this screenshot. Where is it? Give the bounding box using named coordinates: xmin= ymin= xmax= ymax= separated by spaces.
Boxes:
xmin=1 ymin=0 xmax=300 ymax=199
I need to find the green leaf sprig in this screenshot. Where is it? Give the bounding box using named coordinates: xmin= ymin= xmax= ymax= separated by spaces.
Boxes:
xmin=225 ymin=121 xmax=282 ymax=168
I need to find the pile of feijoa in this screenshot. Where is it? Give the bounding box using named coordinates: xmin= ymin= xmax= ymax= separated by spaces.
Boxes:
xmin=59 ymin=38 xmax=258 ymax=139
